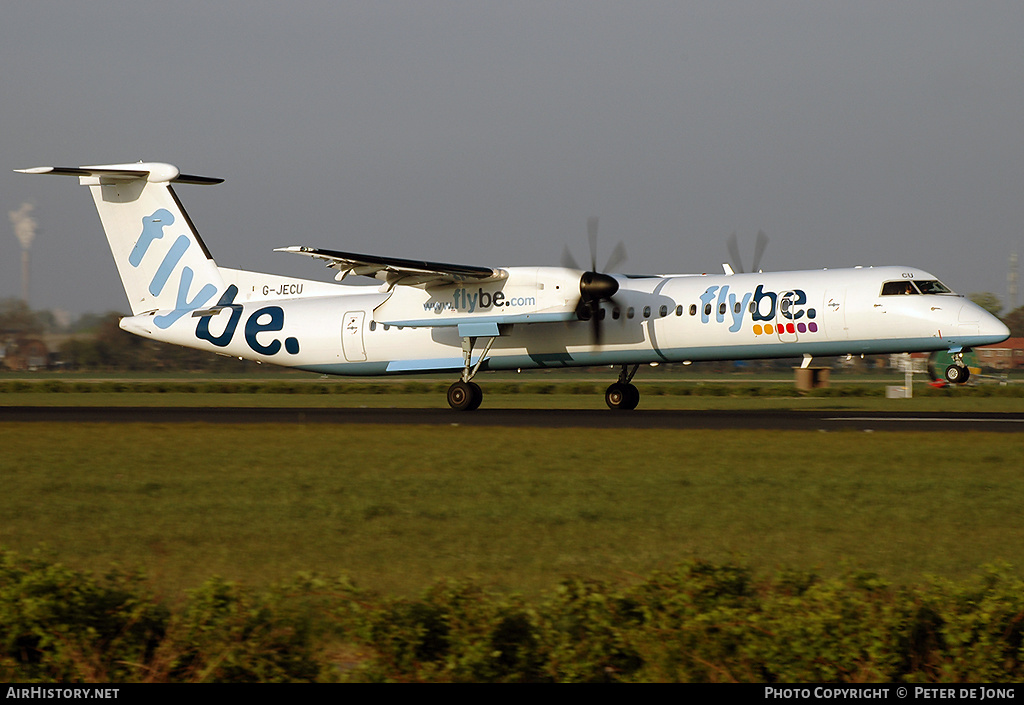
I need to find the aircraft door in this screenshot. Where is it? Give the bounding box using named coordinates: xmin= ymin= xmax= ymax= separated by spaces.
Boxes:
xmin=774 ymin=290 xmax=799 ymax=343
xmin=342 ymin=311 xmax=367 ymax=362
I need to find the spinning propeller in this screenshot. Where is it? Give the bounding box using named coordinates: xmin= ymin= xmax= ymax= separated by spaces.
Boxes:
xmin=561 ymin=217 xmax=626 ymax=345
xmin=726 ymin=229 xmax=769 ymax=273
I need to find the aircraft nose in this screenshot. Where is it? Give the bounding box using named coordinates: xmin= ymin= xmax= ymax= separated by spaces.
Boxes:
xmin=981 ymin=313 xmax=1011 ymax=342
xmin=963 ymin=303 xmax=1010 ymax=344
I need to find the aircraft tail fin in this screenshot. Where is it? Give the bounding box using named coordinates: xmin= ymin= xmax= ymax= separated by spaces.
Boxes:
xmin=16 ymin=163 xmax=225 ymax=327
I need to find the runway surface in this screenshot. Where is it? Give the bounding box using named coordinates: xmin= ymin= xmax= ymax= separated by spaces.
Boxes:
xmin=2 ymin=406 xmax=1022 ymax=432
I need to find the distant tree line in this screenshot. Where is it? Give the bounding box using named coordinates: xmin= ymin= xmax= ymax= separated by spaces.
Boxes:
xmin=1 ymin=298 xmax=254 ymax=372
xmin=56 ymin=312 xmax=256 ymax=372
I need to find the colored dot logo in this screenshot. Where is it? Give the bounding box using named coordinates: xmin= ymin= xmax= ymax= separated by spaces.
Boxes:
xmin=753 ymin=322 xmax=818 ymax=335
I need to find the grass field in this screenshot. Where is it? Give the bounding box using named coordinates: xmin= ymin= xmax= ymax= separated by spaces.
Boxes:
xmin=3 ymin=392 xmax=1024 ymax=412
xmin=1 ymin=417 xmax=1021 ymax=598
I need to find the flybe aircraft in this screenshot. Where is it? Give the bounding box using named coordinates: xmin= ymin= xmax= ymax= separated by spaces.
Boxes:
xmin=17 ymin=162 xmax=1010 ymax=410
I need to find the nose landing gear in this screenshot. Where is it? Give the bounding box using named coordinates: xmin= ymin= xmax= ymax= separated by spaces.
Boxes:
xmin=942 ymin=351 xmax=971 ymax=385
xmin=944 ymin=363 xmax=971 ymax=385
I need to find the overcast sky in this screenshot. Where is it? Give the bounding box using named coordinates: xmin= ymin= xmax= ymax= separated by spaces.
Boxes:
xmin=3 ymin=1 xmax=1023 ymax=317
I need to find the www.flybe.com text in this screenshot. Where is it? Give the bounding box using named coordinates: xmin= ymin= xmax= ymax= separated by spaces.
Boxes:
xmin=425 ymin=288 xmax=536 ymax=314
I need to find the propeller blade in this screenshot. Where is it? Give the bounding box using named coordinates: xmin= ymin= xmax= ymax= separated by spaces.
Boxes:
xmin=564 ymin=216 xmax=621 ymax=347
xmin=604 ymin=241 xmax=627 ymax=273
xmin=727 ymin=232 xmax=744 ymax=273
xmin=587 ymin=216 xmax=599 ymax=272
xmin=752 ymin=230 xmax=769 ymax=273
xmin=561 ymin=245 xmax=581 ymax=271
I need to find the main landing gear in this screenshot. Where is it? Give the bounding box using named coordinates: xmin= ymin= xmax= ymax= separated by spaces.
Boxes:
xmin=447 ymin=335 xmax=495 ymax=410
xmin=605 ymin=364 xmax=640 ymax=410
xmin=446 ymin=342 xmax=644 ymax=411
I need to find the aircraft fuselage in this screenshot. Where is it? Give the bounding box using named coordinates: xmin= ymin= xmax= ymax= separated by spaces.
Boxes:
xmin=121 ymin=264 xmax=1007 ymax=376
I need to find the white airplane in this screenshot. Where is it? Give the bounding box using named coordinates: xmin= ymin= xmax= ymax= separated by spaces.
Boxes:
xmin=17 ymin=162 xmax=1010 ymax=410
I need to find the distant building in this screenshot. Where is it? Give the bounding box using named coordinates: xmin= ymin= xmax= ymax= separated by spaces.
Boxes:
xmin=975 ymin=337 xmax=1024 ymax=370
xmin=0 ymin=335 xmax=50 ymax=370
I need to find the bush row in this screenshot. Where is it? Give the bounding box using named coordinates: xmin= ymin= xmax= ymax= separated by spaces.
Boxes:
xmin=2 ymin=550 xmax=1023 ymax=683
xmin=1 ymin=379 xmax=1022 ymax=397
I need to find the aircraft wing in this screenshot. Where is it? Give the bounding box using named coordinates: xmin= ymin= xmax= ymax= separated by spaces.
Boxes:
xmin=276 ymin=246 xmax=507 ymax=289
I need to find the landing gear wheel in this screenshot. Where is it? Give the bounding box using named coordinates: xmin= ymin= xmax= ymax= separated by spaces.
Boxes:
xmin=605 ymin=382 xmax=640 ymax=410
xmin=447 ymin=381 xmax=483 ymax=410
xmin=944 ymin=364 xmax=970 ymax=385
xmin=467 ymin=382 xmax=482 ymax=410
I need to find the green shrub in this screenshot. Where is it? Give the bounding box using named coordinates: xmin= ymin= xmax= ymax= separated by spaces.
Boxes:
xmin=164 ymin=576 xmax=328 ymax=683
xmin=357 ymin=581 xmax=544 ymax=683
xmin=2 ymin=550 xmax=1024 ymax=683
xmin=924 ymin=564 xmax=1024 ymax=682
xmin=0 ymin=550 xmax=169 ymax=682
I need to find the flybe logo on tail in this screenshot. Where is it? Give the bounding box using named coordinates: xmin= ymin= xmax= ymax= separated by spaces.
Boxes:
xmin=195 ymin=286 xmax=301 ymax=356
xmin=132 ymin=210 xmax=300 ymax=355
xmin=132 ymin=209 xmax=218 ymax=329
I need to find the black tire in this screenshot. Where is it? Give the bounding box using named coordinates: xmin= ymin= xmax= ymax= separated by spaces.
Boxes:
xmin=448 ymin=381 xmax=483 ymax=410
xmin=605 ymin=382 xmax=640 ymax=410
xmin=624 ymin=383 xmax=640 ymax=410
xmin=944 ymin=364 xmax=969 ymax=385
xmin=467 ymin=381 xmax=483 ymax=410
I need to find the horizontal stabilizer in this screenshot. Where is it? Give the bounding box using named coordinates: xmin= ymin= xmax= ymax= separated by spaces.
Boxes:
xmin=15 ymin=163 xmax=222 ymax=185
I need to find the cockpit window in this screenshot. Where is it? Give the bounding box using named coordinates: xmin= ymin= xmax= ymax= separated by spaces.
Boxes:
xmin=914 ymin=279 xmax=952 ymax=294
xmin=881 ymin=279 xmax=954 ymax=296
xmin=881 ymin=281 xmax=919 ymax=295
